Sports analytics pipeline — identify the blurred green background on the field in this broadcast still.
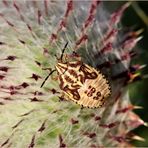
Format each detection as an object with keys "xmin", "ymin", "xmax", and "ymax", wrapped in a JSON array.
[{"xmin": 122, "ymin": 1, "xmax": 148, "ymax": 147}]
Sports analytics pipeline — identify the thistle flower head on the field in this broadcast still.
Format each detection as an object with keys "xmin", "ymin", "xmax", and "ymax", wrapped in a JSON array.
[{"xmin": 0, "ymin": 1, "xmax": 146, "ymax": 147}]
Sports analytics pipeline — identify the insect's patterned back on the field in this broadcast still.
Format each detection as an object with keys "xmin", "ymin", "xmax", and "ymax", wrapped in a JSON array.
[{"xmin": 56, "ymin": 61, "xmax": 111, "ymax": 108}]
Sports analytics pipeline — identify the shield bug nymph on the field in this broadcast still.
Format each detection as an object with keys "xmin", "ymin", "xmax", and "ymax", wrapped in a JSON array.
[{"xmin": 41, "ymin": 42, "xmax": 111, "ymax": 108}]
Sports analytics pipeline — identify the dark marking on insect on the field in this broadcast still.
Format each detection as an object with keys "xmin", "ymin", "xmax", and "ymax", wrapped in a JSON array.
[
  {"xmin": 68, "ymin": 69, "xmax": 78, "ymax": 77},
  {"xmin": 93, "ymin": 91, "xmax": 101, "ymax": 100},
  {"xmin": 87, "ymin": 86, "xmax": 96, "ymax": 97},
  {"xmin": 72, "ymin": 90, "xmax": 80, "ymax": 100},
  {"xmin": 78, "ymin": 73, "xmax": 85, "ymax": 84},
  {"xmin": 63, "ymin": 85, "xmax": 80, "ymax": 100},
  {"xmin": 59, "ymin": 76, "xmax": 65, "ymax": 89},
  {"xmin": 79, "ymin": 64, "xmax": 98, "ymax": 80},
  {"xmin": 71, "ymin": 83, "xmax": 81, "ymax": 89},
  {"xmin": 64, "ymin": 75, "xmax": 74, "ymax": 83}
]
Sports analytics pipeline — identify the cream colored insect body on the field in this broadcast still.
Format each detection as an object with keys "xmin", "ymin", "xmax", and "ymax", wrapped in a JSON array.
[
  {"xmin": 55, "ymin": 61, "xmax": 111, "ymax": 108},
  {"xmin": 41, "ymin": 43, "xmax": 111, "ymax": 108}
]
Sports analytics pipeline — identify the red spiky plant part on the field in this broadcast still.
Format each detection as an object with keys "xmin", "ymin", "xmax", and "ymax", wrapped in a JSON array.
[{"xmin": 0, "ymin": 0, "xmax": 146, "ymax": 147}]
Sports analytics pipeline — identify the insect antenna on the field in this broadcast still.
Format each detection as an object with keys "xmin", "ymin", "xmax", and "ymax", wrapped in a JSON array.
[
  {"xmin": 40, "ymin": 69, "xmax": 56, "ymax": 88},
  {"xmin": 41, "ymin": 42, "xmax": 68, "ymax": 88},
  {"xmin": 60, "ymin": 41, "xmax": 68, "ymax": 61}
]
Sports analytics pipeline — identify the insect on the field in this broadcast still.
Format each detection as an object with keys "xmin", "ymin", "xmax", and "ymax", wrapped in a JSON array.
[{"xmin": 41, "ymin": 42, "xmax": 111, "ymax": 108}]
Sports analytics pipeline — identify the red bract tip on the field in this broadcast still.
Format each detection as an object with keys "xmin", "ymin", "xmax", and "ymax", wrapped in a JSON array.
[
  {"xmin": 108, "ymin": 122, "xmax": 117, "ymax": 128},
  {"xmin": 1, "ymin": 138, "xmax": 10, "ymax": 147},
  {"xmin": 35, "ymin": 61, "xmax": 41, "ymax": 66},
  {"xmin": 6, "ymin": 20, "xmax": 14, "ymax": 27},
  {"xmin": 110, "ymin": 2, "xmax": 131, "ymax": 26},
  {"xmin": 27, "ymin": 24, "xmax": 32, "ymax": 31},
  {"xmin": 65, "ymin": 0, "xmax": 73, "ymax": 18},
  {"xmin": 75, "ymin": 34, "xmax": 88, "ymax": 47},
  {"xmin": 13, "ymin": 1, "xmax": 20, "ymax": 12},
  {"xmin": 33, "ymin": 91, "xmax": 43, "ymax": 96},
  {"xmin": 0, "ymin": 13, "xmax": 4, "ymax": 17},
  {"xmin": 3, "ymin": 97, "xmax": 12, "ymax": 100},
  {"xmin": 28, "ymin": 134, "xmax": 35, "ymax": 148},
  {"xmin": 43, "ymin": 47, "xmax": 49, "ymax": 56},
  {"xmin": 10, "ymin": 90, "xmax": 19, "ymax": 95},
  {"xmin": 120, "ymin": 52, "xmax": 130, "ymax": 61},
  {"xmin": 59, "ymin": 134, "xmax": 66, "ymax": 148},
  {"xmin": 0, "ymin": 75, "xmax": 5, "ymax": 80},
  {"xmin": 12, "ymin": 119, "xmax": 24, "ymax": 129},
  {"xmin": 100, "ymin": 42, "xmax": 113, "ymax": 54},
  {"xmin": 44, "ymin": 0, "xmax": 49, "ymax": 16},
  {"xmin": 126, "ymin": 112, "xmax": 147, "ymax": 128},
  {"xmin": 5, "ymin": 55, "xmax": 17, "ymax": 61},
  {"xmin": 71, "ymin": 118, "xmax": 79, "ymax": 124},
  {"xmin": 19, "ymin": 39, "xmax": 26, "ymax": 44},
  {"xmin": 101, "ymin": 28, "xmax": 118, "ymax": 45},
  {"xmin": 83, "ymin": 14, "xmax": 94, "ymax": 30},
  {"xmin": 50, "ymin": 33, "xmax": 57, "ymax": 42},
  {"xmin": 49, "ymin": 88, "xmax": 60, "ymax": 94},
  {"xmin": 60, "ymin": 143, "xmax": 66, "ymax": 148},
  {"xmin": 113, "ymin": 136, "xmax": 125, "ymax": 143},
  {"xmin": 37, "ymin": 10, "xmax": 42, "ymax": 25},
  {"xmin": 88, "ymin": 133, "xmax": 96, "ymax": 138},
  {"xmin": 116, "ymin": 105, "xmax": 134, "ymax": 114},
  {"xmin": 20, "ymin": 82, "xmax": 29, "ymax": 88},
  {"xmin": 38, "ymin": 120, "xmax": 46, "ymax": 132},
  {"xmin": 30, "ymin": 73, "xmax": 41, "ymax": 81},
  {"xmin": 94, "ymin": 116, "xmax": 101, "ymax": 121},
  {"xmin": 99, "ymin": 122, "xmax": 117, "ymax": 129},
  {"xmin": 2, "ymin": 0, "xmax": 9, "ymax": 7},
  {"xmin": 0, "ymin": 66, "xmax": 9, "ymax": 72},
  {"xmin": 30, "ymin": 97, "xmax": 44, "ymax": 102},
  {"xmin": 83, "ymin": 131, "xmax": 96, "ymax": 138},
  {"xmin": 90, "ymin": 0, "xmax": 100, "ymax": 14},
  {"xmin": 19, "ymin": 109, "xmax": 34, "ymax": 117},
  {"xmin": 59, "ymin": 19, "xmax": 66, "ymax": 31},
  {"xmin": 82, "ymin": 0, "xmax": 100, "ymax": 32},
  {"xmin": 122, "ymin": 37, "xmax": 142, "ymax": 50},
  {"xmin": 51, "ymin": 0, "xmax": 73, "ymax": 41}
]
